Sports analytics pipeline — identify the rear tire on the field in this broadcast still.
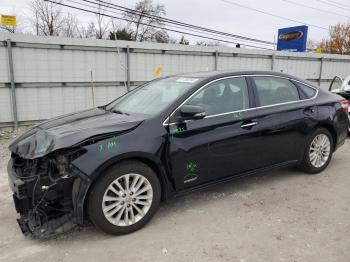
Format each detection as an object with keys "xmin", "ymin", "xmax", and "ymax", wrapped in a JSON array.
[
  {"xmin": 87, "ymin": 160, "xmax": 161, "ymax": 235},
  {"xmin": 299, "ymin": 128, "xmax": 334, "ymax": 174}
]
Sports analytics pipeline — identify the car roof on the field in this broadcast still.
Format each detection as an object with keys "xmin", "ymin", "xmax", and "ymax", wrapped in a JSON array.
[
  {"xmin": 176, "ymin": 70, "xmax": 296, "ymax": 79},
  {"xmin": 173, "ymin": 70, "xmax": 318, "ymax": 89}
]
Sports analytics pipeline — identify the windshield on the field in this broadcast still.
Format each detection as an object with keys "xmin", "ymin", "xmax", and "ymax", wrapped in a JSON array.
[{"xmin": 106, "ymin": 77, "xmax": 200, "ymax": 117}]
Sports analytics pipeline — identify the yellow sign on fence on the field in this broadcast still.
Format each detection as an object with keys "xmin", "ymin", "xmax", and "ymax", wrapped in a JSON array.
[
  {"xmin": 1, "ymin": 15, "xmax": 17, "ymax": 26},
  {"xmin": 155, "ymin": 66, "xmax": 162, "ymax": 77}
]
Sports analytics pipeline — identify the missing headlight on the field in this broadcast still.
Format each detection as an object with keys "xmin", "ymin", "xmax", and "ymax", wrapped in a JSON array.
[{"xmin": 55, "ymin": 155, "xmax": 69, "ymax": 176}]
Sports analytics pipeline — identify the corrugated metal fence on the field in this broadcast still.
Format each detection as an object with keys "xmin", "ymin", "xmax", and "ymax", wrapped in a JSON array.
[{"xmin": 1, "ymin": 33, "xmax": 350, "ymax": 128}]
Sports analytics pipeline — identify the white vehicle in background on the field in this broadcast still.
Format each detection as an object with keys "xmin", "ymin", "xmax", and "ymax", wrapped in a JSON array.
[{"xmin": 329, "ymin": 75, "xmax": 350, "ymax": 133}]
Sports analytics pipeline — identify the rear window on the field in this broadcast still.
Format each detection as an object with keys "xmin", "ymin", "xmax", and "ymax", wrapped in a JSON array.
[
  {"xmin": 296, "ymin": 82, "xmax": 317, "ymax": 99},
  {"xmin": 253, "ymin": 76, "xmax": 300, "ymax": 106}
]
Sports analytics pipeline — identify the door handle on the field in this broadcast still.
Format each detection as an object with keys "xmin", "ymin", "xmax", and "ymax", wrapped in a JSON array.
[
  {"xmin": 303, "ymin": 107, "xmax": 316, "ymax": 115},
  {"xmin": 241, "ymin": 121, "xmax": 258, "ymax": 129}
]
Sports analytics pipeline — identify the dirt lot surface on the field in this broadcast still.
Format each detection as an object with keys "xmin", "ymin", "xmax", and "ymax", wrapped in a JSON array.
[{"xmin": 0, "ymin": 136, "xmax": 349, "ymax": 262}]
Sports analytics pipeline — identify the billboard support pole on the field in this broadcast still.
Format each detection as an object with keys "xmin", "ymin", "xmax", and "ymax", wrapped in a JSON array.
[{"xmin": 6, "ymin": 39, "xmax": 18, "ymax": 130}]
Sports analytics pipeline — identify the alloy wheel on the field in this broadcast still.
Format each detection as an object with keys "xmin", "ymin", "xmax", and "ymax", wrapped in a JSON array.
[
  {"xmin": 102, "ymin": 173, "xmax": 153, "ymax": 226},
  {"xmin": 309, "ymin": 134, "xmax": 331, "ymax": 168}
]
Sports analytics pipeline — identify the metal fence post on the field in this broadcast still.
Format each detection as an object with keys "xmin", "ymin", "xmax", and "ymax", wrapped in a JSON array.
[
  {"xmin": 271, "ymin": 52, "xmax": 276, "ymax": 71},
  {"xmin": 318, "ymin": 57, "xmax": 324, "ymax": 86},
  {"xmin": 126, "ymin": 45, "xmax": 131, "ymax": 92},
  {"xmin": 6, "ymin": 39, "xmax": 18, "ymax": 130},
  {"xmin": 214, "ymin": 50, "xmax": 219, "ymax": 70}
]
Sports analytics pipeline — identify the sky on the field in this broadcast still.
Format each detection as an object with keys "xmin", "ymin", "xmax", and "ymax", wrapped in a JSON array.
[{"xmin": 1, "ymin": 0, "xmax": 350, "ymax": 48}]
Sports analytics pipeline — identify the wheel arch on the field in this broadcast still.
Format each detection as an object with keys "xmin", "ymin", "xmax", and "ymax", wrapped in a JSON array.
[
  {"xmin": 317, "ymin": 123, "xmax": 337, "ymax": 151},
  {"xmin": 79, "ymin": 153, "xmax": 173, "ymax": 221}
]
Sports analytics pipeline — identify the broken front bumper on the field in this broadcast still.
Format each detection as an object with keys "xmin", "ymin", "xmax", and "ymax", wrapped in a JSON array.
[{"xmin": 7, "ymin": 159, "xmax": 78, "ymax": 237}]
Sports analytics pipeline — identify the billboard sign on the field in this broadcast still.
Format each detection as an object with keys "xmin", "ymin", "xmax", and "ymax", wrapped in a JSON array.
[{"xmin": 277, "ymin": 25, "xmax": 308, "ymax": 52}]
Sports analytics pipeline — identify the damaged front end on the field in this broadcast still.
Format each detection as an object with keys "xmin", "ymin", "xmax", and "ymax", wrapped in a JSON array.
[
  {"xmin": 6, "ymin": 108, "xmax": 145, "ymax": 237},
  {"xmin": 7, "ymin": 148, "xmax": 88, "ymax": 237}
]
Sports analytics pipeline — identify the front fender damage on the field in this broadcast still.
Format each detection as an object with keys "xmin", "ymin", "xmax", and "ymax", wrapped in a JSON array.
[
  {"xmin": 8, "ymin": 125, "xmax": 142, "ymax": 237},
  {"xmin": 8, "ymin": 142, "xmax": 100, "ymax": 237},
  {"xmin": 8, "ymin": 151, "xmax": 92, "ymax": 237}
]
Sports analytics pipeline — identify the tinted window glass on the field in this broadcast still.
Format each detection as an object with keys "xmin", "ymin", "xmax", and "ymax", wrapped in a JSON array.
[
  {"xmin": 185, "ymin": 77, "xmax": 249, "ymax": 116},
  {"xmin": 296, "ymin": 82, "xmax": 317, "ymax": 98},
  {"xmin": 253, "ymin": 77, "xmax": 300, "ymax": 106},
  {"xmin": 329, "ymin": 76, "xmax": 343, "ymax": 91},
  {"xmin": 106, "ymin": 77, "xmax": 200, "ymax": 117}
]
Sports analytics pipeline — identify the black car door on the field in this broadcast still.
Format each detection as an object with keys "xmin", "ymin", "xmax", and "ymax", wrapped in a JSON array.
[
  {"xmin": 166, "ymin": 76, "xmax": 270, "ymax": 190},
  {"xmin": 329, "ymin": 76, "xmax": 343, "ymax": 93},
  {"xmin": 245, "ymin": 75, "xmax": 318, "ymax": 167}
]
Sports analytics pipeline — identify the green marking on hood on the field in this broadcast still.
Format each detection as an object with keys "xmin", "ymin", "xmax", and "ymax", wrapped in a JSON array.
[
  {"xmin": 38, "ymin": 140, "xmax": 53, "ymax": 154},
  {"xmin": 99, "ymin": 139, "xmax": 118, "ymax": 152}
]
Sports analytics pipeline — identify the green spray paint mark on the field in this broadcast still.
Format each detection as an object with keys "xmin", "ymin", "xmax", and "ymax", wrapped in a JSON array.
[
  {"xmin": 186, "ymin": 162, "xmax": 197, "ymax": 173},
  {"xmin": 38, "ymin": 140, "xmax": 52, "ymax": 154},
  {"xmin": 170, "ymin": 126, "xmax": 185, "ymax": 135},
  {"xmin": 99, "ymin": 139, "xmax": 118, "ymax": 152},
  {"xmin": 170, "ymin": 126, "xmax": 186, "ymax": 138},
  {"xmin": 232, "ymin": 111, "xmax": 243, "ymax": 121}
]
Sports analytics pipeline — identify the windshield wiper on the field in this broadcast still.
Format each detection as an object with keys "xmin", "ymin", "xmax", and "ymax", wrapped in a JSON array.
[{"xmin": 110, "ymin": 109, "xmax": 130, "ymax": 116}]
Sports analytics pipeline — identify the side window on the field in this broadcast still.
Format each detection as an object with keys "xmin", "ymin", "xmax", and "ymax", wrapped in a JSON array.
[
  {"xmin": 253, "ymin": 77, "xmax": 300, "ymax": 106},
  {"xmin": 184, "ymin": 77, "xmax": 249, "ymax": 116},
  {"xmin": 295, "ymin": 82, "xmax": 317, "ymax": 99}
]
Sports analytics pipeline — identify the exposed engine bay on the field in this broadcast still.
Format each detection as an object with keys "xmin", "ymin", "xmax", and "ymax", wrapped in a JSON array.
[{"xmin": 8, "ymin": 148, "xmax": 86, "ymax": 237}]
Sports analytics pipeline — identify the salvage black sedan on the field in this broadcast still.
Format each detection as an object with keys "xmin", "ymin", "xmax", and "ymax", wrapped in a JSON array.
[{"xmin": 7, "ymin": 71, "xmax": 349, "ymax": 237}]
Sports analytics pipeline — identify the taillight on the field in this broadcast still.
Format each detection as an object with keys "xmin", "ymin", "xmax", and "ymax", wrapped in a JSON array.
[{"xmin": 340, "ymin": 100, "xmax": 349, "ymax": 113}]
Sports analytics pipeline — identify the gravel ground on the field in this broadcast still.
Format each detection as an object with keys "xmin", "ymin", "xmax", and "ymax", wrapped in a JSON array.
[{"xmin": 0, "ymin": 135, "xmax": 349, "ymax": 262}]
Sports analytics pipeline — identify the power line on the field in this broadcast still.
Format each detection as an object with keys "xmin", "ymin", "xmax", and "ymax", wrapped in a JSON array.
[
  {"xmin": 315, "ymin": 0, "xmax": 350, "ymax": 11},
  {"xmin": 325, "ymin": 0, "xmax": 350, "ymax": 9},
  {"xmin": 79, "ymin": 0, "xmax": 275, "ymax": 46},
  {"xmin": 67, "ymin": 0, "xmax": 273, "ymax": 48},
  {"xmin": 219, "ymin": 0, "xmax": 329, "ymax": 31},
  {"xmin": 75, "ymin": 0, "xmax": 273, "ymax": 47},
  {"xmin": 45, "ymin": 0, "xmax": 275, "ymax": 50},
  {"xmin": 281, "ymin": 0, "xmax": 350, "ymax": 19}
]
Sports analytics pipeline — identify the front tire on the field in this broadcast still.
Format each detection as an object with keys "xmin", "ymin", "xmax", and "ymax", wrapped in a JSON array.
[
  {"xmin": 87, "ymin": 160, "xmax": 161, "ymax": 235},
  {"xmin": 299, "ymin": 128, "xmax": 334, "ymax": 174}
]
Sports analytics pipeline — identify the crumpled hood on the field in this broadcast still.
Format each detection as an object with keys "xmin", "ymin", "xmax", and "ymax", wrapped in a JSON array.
[{"xmin": 9, "ymin": 108, "xmax": 144, "ymax": 159}]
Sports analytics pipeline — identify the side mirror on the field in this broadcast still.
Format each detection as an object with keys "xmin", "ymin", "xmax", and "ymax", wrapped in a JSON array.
[{"xmin": 177, "ymin": 105, "xmax": 206, "ymax": 121}]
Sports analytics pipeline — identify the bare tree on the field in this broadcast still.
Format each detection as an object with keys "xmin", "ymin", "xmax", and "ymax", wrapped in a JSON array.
[
  {"xmin": 78, "ymin": 21, "xmax": 96, "ymax": 38},
  {"xmin": 30, "ymin": 0, "xmax": 64, "ymax": 36},
  {"xmin": 151, "ymin": 29, "xmax": 170, "ymax": 43},
  {"xmin": 124, "ymin": 0, "xmax": 166, "ymax": 42},
  {"xmin": 61, "ymin": 13, "xmax": 80, "ymax": 38},
  {"xmin": 94, "ymin": 1, "xmax": 110, "ymax": 39},
  {"xmin": 318, "ymin": 23, "xmax": 350, "ymax": 55}
]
